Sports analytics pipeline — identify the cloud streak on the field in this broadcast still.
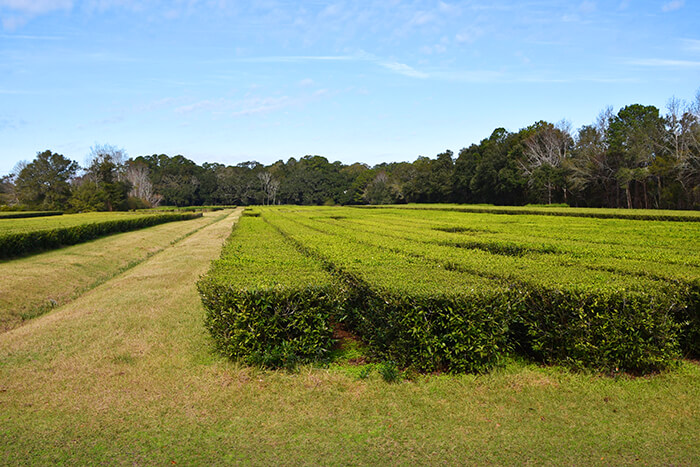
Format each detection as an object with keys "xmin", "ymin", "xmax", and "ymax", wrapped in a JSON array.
[
  {"xmin": 0, "ymin": 0, "xmax": 72, "ymax": 14},
  {"xmin": 380, "ymin": 61, "xmax": 429, "ymax": 79},
  {"xmin": 627, "ymin": 58, "xmax": 700, "ymax": 68},
  {"xmin": 662, "ymin": 0, "xmax": 684, "ymax": 12},
  {"xmin": 174, "ymin": 90, "xmax": 332, "ymax": 118}
]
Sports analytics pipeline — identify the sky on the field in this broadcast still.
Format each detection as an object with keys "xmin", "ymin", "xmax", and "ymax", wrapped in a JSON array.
[{"xmin": 1, "ymin": 0, "xmax": 699, "ymax": 175}]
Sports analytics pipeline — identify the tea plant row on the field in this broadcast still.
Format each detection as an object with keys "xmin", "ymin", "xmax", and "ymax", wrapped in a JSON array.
[
  {"xmin": 199, "ymin": 206, "xmax": 700, "ymax": 374},
  {"xmin": 358, "ymin": 203, "xmax": 700, "ymax": 222},
  {"xmin": 0, "ymin": 212, "xmax": 202, "ymax": 259},
  {"xmin": 0, "ymin": 211, "xmax": 63, "ymax": 219}
]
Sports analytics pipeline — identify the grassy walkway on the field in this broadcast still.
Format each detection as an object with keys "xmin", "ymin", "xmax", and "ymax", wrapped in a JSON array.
[
  {"xmin": 0, "ymin": 207, "xmax": 698, "ymax": 464},
  {"xmin": 0, "ymin": 210, "xmax": 229, "ymax": 332}
]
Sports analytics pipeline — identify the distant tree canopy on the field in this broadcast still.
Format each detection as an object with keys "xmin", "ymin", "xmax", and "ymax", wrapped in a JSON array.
[
  {"xmin": 14, "ymin": 150, "xmax": 79, "ymax": 210},
  {"xmin": 3, "ymin": 93, "xmax": 700, "ymax": 211}
]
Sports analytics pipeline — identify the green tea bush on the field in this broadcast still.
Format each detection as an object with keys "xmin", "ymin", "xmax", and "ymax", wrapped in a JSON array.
[
  {"xmin": 674, "ymin": 282, "xmax": 700, "ymax": 358},
  {"xmin": 0, "ymin": 212, "xmax": 201, "ymax": 259},
  {"xmin": 267, "ymin": 211, "xmax": 513, "ymax": 373},
  {"xmin": 513, "ymin": 286, "xmax": 683, "ymax": 373},
  {"xmin": 0, "ymin": 211, "xmax": 63, "ymax": 219},
  {"xmin": 197, "ymin": 215, "xmax": 339, "ymax": 367},
  {"xmin": 357, "ymin": 203, "xmax": 700, "ymax": 222},
  {"xmin": 344, "ymin": 285, "xmax": 512, "ymax": 373},
  {"xmin": 198, "ymin": 282, "xmax": 338, "ymax": 367},
  {"xmin": 264, "ymin": 207, "xmax": 698, "ymax": 374}
]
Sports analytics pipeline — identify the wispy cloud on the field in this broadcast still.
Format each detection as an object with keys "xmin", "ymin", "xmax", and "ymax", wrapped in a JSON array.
[
  {"xmin": 0, "ymin": 116, "xmax": 26, "ymax": 131},
  {"xmin": 380, "ymin": 61, "xmax": 429, "ymax": 79},
  {"xmin": 681, "ymin": 38, "xmax": 700, "ymax": 52},
  {"xmin": 0, "ymin": 33, "xmax": 63, "ymax": 40},
  {"xmin": 174, "ymin": 90, "xmax": 331, "ymax": 118},
  {"xmin": 579, "ymin": 1, "xmax": 596, "ymax": 14},
  {"xmin": 0, "ymin": 0, "xmax": 72, "ymax": 29},
  {"xmin": 408, "ymin": 10, "xmax": 437, "ymax": 27},
  {"xmin": 236, "ymin": 55, "xmax": 356, "ymax": 64},
  {"xmin": 662, "ymin": 0, "xmax": 684, "ymax": 12},
  {"xmin": 627, "ymin": 58, "xmax": 700, "ymax": 67},
  {"xmin": 0, "ymin": 0, "xmax": 73, "ymax": 15}
]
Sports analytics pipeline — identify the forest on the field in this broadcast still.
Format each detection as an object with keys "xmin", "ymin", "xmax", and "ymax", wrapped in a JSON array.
[{"xmin": 2, "ymin": 95, "xmax": 699, "ymax": 211}]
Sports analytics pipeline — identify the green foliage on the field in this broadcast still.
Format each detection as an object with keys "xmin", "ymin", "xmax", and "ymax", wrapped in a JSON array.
[
  {"xmin": 513, "ymin": 286, "xmax": 683, "ymax": 373},
  {"xmin": 0, "ymin": 212, "xmax": 201, "ymax": 259},
  {"xmin": 674, "ymin": 282, "xmax": 700, "ymax": 358},
  {"xmin": 357, "ymin": 365, "xmax": 373, "ymax": 379},
  {"xmin": 344, "ymin": 286, "xmax": 512, "ymax": 373},
  {"xmin": 199, "ymin": 206, "xmax": 698, "ymax": 374},
  {"xmin": 198, "ymin": 282, "xmax": 337, "ymax": 368},
  {"xmin": 360, "ymin": 203, "xmax": 700, "ymax": 222},
  {"xmin": 260, "ymin": 206, "xmax": 699, "ymax": 374},
  {"xmin": 377, "ymin": 361, "xmax": 401, "ymax": 383},
  {"xmin": 0, "ymin": 211, "xmax": 62, "ymax": 219},
  {"xmin": 68, "ymin": 181, "xmax": 109, "ymax": 212},
  {"xmin": 15, "ymin": 150, "xmax": 79, "ymax": 210},
  {"xmin": 197, "ymin": 216, "xmax": 339, "ymax": 368}
]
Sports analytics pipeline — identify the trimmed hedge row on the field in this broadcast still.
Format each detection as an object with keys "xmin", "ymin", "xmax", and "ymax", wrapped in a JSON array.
[
  {"xmin": 355, "ymin": 204, "xmax": 700, "ymax": 222},
  {"xmin": 268, "ymin": 218, "xmax": 511, "ymax": 372},
  {"xmin": 266, "ymin": 208, "xmax": 695, "ymax": 373},
  {"xmin": 346, "ymin": 283, "xmax": 514, "ymax": 373},
  {"xmin": 0, "ymin": 212, "xmax": 201, "ymax": 259},
  {"xmin": 197, "ymin": 216, "xmax": 338, "ymax": 368},
  {"xmin": 512, "ymin": 286, "xmax": 687, "ymax": 373},
  {"xmin": 198, "ymin": 283, "xmax": 339, "ymax": 368},
  {"xmin": 0, "ymin": 211, "xmax": 63, "ymax": 219},
  {"xmin": 148, "ymin": 205, "xmax": 235, "ymax": 212},
  {"xmin": 199, "ymin": 207, "xmax": 697, "ymax": 374}
]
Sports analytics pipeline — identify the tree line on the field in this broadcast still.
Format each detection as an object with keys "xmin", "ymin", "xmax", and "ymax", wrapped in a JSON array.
[{"xmin": 2, "ymin": 93, "xmax": 699, "ymax": 211}]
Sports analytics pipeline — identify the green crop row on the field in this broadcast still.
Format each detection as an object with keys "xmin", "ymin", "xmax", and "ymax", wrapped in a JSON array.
[
  {"xmin": 198, "ymin": 206, "xmax": 698, "ymax": 374},
  {"xmin": 144, "ymin": 205, "xmax": 236, "ymax": 212},
  {"xmin": 355, "ymin": 203, "xmax": 700, "ymax": 222},
  {"xmin": 0, "ymin": 212, "xmax": 202, "ymax": 259},
  {"xmin": 197, "ymin": 216, "xmax": 339, "ymax": 368},
  {"xmin": 0, "ymin": 211, "xmax": 63, "ymax": 219},
  {"xmin": 0, "ymin": 211, "xmax": 177, "ymax": 235},
  {"xmin": 268, "ymin": 213, "xmax": 512, "ymax": 373},
  {"xmin": 263, "ymin": 207, "xmax": 697, "ymax": 373},
  {"xmin": 305, "ymin": 207, "xmax": 700, "ymax": 280}
]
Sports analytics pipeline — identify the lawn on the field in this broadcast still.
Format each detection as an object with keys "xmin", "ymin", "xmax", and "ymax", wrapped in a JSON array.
[{"xmin": 0, "ymin": 209, "xmax": 230, "ymax": 332}]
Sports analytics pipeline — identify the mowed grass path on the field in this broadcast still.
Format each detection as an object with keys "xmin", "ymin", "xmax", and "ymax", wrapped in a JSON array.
[
  {"xmin": 0, "ymin": 207, "xmax": 699, "ymax": 464},
  {"xmin": 0, "ymin": 210, "xmax": 228, "ymax": 332}
]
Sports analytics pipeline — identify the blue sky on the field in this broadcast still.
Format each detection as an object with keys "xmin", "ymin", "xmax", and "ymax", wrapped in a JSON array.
[{"xmin": 1, "ymin": 0, "xmax": 699, "ymax": 175}]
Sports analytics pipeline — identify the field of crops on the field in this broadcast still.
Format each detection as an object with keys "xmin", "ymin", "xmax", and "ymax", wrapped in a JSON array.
[
  {"xmin": 0, "ymin": 211, "xmax": 202, "ymax": 258},
  {"xmin": 0, "ymin": 211, "xmax": 63, "ymax": 219},
  {"xmin": 144, "ymin": 205, "xmax": 236, "ymax": 212},
  {"xmin": 363, "ymin": 203, "xmax": 700, "ymax": 222},
  {"xmin": 199, "ymin": 206, "xmax": 700, "ymax": 374}
]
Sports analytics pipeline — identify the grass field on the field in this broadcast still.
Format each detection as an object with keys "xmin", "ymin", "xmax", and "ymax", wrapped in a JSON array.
[
  {"xmin": 1, "ymin": 205, "xmax": 699, "ymax": 464},
  {"xmin": 0, "ymin": 210, "xmax": 202, "ymax": 259},
  {"xmin": 0, "ymin": 211, "xmax": 166, "ymax": 234},
  {"xmin": 0, "ymin": 210, "xmax": 229, "ymax": 332}
]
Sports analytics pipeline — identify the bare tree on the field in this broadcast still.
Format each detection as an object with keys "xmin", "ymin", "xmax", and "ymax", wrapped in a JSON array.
[
  {"xmin": 258, "ymin": 171, "xmax": 279, "ymax": 205},
  {"xmin": 673, "ymin": 93, "xmax": 700, "ymax": 203},
  {"xmin": 125, "ymin": 163, "xmax": 162, "ymax": 207},
  {"xmin": 269, "ymin": 178, "xmax": 280, "ymax": 205},
  {"xmin": 85, "ymin": 144, "xmax": 127, "ymax": 183},
  {"xmin": 520, "ymin": 120, "xmax": 572, "ymax": 204}
]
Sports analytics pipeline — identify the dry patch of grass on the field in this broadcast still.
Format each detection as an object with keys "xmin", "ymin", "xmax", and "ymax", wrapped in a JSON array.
[
  {"xmin": 0, "ymin": 210, "xmax": 229, "ymax": 332},
  {"xmin": 0, "ymin": 206, "xmax": 699, "ymax": 465}
]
